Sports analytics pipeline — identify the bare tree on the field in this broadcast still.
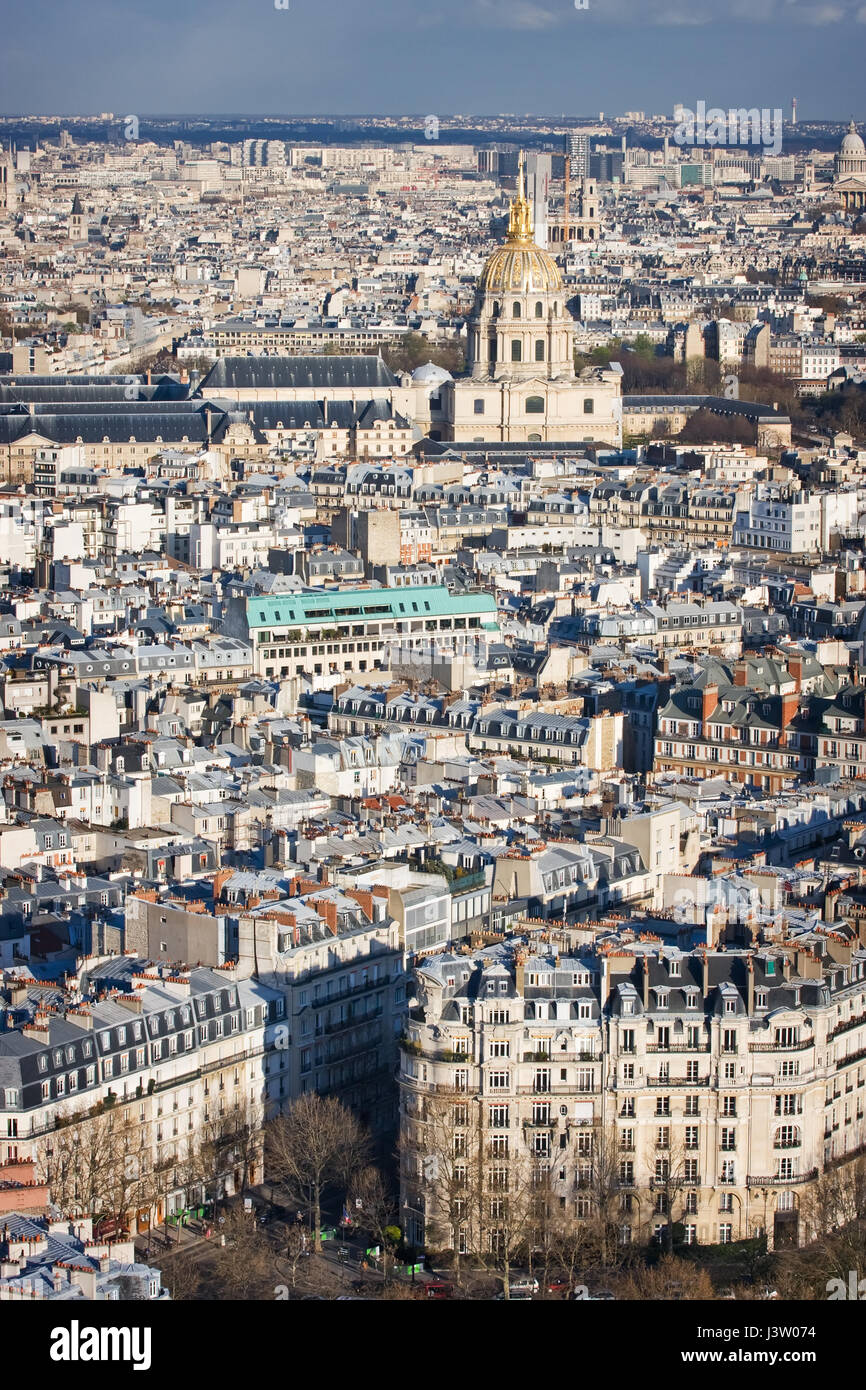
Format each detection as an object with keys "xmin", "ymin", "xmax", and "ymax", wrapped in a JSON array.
[
  {"xmin": 615, "ymin": 1253, "xmax": 716, "ymax": 1301},
  {"xmin": 197, "ymin": 1095, "xmax": 263, "ymax": 1215},
  {"xmin": 348, "ymin": 1165, "xmax": 401, "ymax": 1281},
  {"xmin": 265, "ymin": 1094, "xmax": 370, "ymax": 1249},
  {"xmin": 39, "ymin": 1101, "xmax": 153, "ymax": 1234},
  {"xmin": 159, "ymin": 1250, "xmax": 202, "ymax": 1302},
  {"xmin": 401, "ymin": 1085, "xmax": 476, "ymax": 1281},
  {"xmin": 206, "ymin": 1206, "xmax": 274, "ymax": 1301}
]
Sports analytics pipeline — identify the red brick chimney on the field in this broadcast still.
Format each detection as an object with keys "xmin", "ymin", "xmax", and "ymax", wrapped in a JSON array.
[
  {"xmin": 788, "ymin": 655, "xmax": 804, "ymax": 693},
  {"xmin": 702, "ymin": 683, "xmax": 719, "ymax": 725},
  {"xmin": 733, "ymin": 660, "xmax": 748, "ymax": 687},
  {"xmin": 780, "ymin": 690, "xmax": 799, "ymax": 730}
]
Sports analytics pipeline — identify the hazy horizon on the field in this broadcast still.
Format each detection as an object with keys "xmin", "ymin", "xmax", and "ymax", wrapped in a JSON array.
[{"xmin": 0, "ymin": 0, "xmax": 863, "ymax": 123}]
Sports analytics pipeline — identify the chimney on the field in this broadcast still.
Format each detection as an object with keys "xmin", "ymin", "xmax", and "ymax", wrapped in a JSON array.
[
  {"xmin": 788, "ymin": 655, "xmax": 804, "ymax": 693},
  {"xmin": 733, "ymin": 660, "xmax": 748, "ymax": 687},
  {"xmin": 514, "ymin": 949, "xmax": 526, "ymax": 996},
  {"xmin": 780, "ymin": 690, "xmax": 798, "ymax": 730},
  {"xmin": 642, "ymin": 954, "xmax": 650, "ymax": 1010},
  {"xmin": 702, "ymin": 683, "xmax": 719, "ymax": 725},
  {"xmin": 746, "ymin": 955, "xmax": 754, "ymax": 1015}
]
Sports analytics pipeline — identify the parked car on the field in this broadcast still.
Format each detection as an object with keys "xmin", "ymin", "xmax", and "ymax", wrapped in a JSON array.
[
  {"xmin": 510, "ymin": 1276, "xmax": 539, "ymax": 1296},
  {"xmin": 425, "ymin": 1281, "xmax": 454, "ymax": 1300}
]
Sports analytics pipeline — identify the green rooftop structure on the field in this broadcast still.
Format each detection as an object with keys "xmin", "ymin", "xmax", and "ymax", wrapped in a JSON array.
[
  {"xmin": 246, "ymin": 584, "xmax": 498, "ymax": 632},
  {"xmin": 245, "ymin": 584, "xmax": 500, "ymax": 684}
]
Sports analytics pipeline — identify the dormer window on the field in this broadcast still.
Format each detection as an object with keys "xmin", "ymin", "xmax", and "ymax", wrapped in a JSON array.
[
  {"xmin": 724, "ymin": 998, "xmax": 737, "ymax": 1015},
  {"xmin": 755, "ymin": 991, "xmax": 768, "ymax": 1009},
  {"xmin": 669, "ymin": 959, "xmax": 681, "ymax": 977},
  {"xmin": 656, "ymin": 990, "xmax": 669, "ymax": 1010}
]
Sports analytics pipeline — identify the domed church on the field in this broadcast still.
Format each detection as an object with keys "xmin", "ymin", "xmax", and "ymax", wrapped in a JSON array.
[
  {"xmin": 437, "ymin": 154, "xmax": 622, "ymax": 445},
  {"xmin": 834, "ymin": 120, "xmax": 866, "ymax": 213}
]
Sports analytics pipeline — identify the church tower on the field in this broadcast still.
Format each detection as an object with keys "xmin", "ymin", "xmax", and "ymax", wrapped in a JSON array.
[
  {"xmin": 440, "ymin": 150, "xmax": 622, "ymax": 446},
  {"xmin": 467, "ymin": 153, "xmax": 575, "ymax": 383}
]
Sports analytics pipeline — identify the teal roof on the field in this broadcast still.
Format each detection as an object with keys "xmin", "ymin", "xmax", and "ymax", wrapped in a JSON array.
[{"xmin": 247, "ymin": 585, "xmax": 498, "ymax": 629}]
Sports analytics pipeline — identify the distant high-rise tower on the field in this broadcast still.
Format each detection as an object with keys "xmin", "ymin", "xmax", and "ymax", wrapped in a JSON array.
[
  {"xmin": 791, "ymin": 98, "xmax": 797, "ymax": 126},
  {"xmin": 0, "ymin": 146, "xmax": 16, "ymax": 213},
  {"xmin": 565, "ymin": 131, "xmax": 590, "ymax": 178}
]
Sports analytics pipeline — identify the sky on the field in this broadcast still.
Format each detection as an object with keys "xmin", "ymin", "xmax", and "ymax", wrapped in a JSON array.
[{"xmin": 0, "ymin": 0, "xmax": 863, "ymax": 120}]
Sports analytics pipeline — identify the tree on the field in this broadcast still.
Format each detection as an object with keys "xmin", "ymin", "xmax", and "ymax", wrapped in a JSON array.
[
  {"xmin": 206, "ymin": 1206, "xmax": 275, "ymax": 1301},
  {"xmin": 615, "ymin": 1253, "xmax": 716, "ymax": 1300},
  {"xmin": 196, "ymin": 1096, "xmax": 263, "ymax": 1215},
  {"xmin": 348, "ymin": 1165, "xmax": 401, "ymax": 1281},
  {"xmin": 159, "ymin": 1250, "xmax": 202, "ymax": 1302},
  {"xmin": 39, "ymin": 1102, "xmax": 154, "ymax": 1233},
  {"xmin": 401, "ymin": 1084, "xmax": 476, "ymax": 1282},
  {"xmin": 265, "ymin": 1094, "xmax": 370, "ymax": 1249}
]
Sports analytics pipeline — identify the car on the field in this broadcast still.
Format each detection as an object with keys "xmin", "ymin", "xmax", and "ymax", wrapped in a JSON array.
[
  {"xmin": 509, "ymin": 1277, "xmax": 539, "ymax": 1296},
  {"xmin": 425, "ymin": 1281, "xmax": 454, "ymax": 1300},
  {"xmin": 547, "ymin": 1278, "xmax": 571, "ymax": 1294}
]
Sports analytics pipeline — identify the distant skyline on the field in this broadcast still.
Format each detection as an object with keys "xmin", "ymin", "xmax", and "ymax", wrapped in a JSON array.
[{"xmin": 0, "ymin": 0, "xmax": 863, "ymax": 122}]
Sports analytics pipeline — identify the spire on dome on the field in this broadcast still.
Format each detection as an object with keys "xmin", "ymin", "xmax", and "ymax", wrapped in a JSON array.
[{"xmin": 506, "ymin": 150, "xmax": 534, "ymax": 245}]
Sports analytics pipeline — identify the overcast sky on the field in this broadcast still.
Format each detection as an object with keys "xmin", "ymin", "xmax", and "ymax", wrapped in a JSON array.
[{"xmin": 0, "ymin": 0, "xmax": 863, "ymax": 120}]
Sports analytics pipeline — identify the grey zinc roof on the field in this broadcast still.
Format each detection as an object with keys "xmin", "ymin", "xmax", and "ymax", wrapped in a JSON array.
[{"xmin": 196, "ymin": 354, "xmax": 399, "ymax": 393}]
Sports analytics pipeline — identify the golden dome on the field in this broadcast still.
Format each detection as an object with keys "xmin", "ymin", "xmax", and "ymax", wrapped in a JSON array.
[{"xmin": 478, "ymin": 152, "xmax": 563, "ymax": 296}]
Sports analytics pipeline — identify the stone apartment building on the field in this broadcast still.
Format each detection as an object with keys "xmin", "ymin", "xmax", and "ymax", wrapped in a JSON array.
[
  {"xmin": 399, "ymin": 928, "xmax": 866, "ymax": 1255},
  {"xmin": 237, "ymin": 886, "xmax": 409, "ymax": 1142},
  {"xmin": 0, "ymin": 957, "xmax": 287, "ymax": 1231},
  {"xmin": 653, "ymin": 655, "xmax": 820, "ymax": 793}
]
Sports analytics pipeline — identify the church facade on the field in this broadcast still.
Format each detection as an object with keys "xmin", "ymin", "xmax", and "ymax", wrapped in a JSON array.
[{"xmin": 834, "ymin": 119, "xmax": 866, "ymax": 214}]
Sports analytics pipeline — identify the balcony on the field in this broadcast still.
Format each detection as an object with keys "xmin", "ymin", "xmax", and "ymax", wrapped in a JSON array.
[
  {"xmin": 828, "ymin": 1010, "xmax": 866, "ymax": 1041},
  {"xmin": 747, "ymin": 1169, "xmax": 818, "ymax": 1186},
  {"xmin": 650, "ymin": 1076, "xmax": 709, "ymax": 1087},
  {"xmin": 646, "ymin": 1043, "xmax": 709, "ymax": 1053},
  {"xmin": 517, "ymin": 1083, "xmax": 599, "ymax": 1096},
  {"xmin": 774, "ymin": 1139, "xmax": 801, "ymax": 1149},
  {"xmin": 324, "ymin": 1007, "xmax": 382, "ymax": 1036},
  {"xmin": 749, "ymin": 1039, "xmax": 814, "ymax": 1053}
]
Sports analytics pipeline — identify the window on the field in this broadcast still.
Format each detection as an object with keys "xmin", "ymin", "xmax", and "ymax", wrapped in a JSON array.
[
  {"xmin": 525, "ymin": 395, "xmax": 544, "ymax": 414},
  {"xmin": 535, "ymin": 301, "xmax": 543, "ymax": 318},
  {"xmin": 489, "ymin": 1070, "xmax": 509, "ymax": 1090},
  {"xmin": 719, "ymin": 1223, "xmax": 733, "ymax": 1244},
  {"xmin": 489, "ymin": 1040, "xmax": 509, "ymax": 1057},
  {"xmin": 534, "ymin": 339, "xmax": 545, "ymax": 362},
  {"xmin": 583, "ymin": 398, "xmax": 594, "ymax": 414},
  {"xmin": 473, "ymin": 398, "xmax": 485, "ymax": 415},
  {"xmin": 512, "ymin": 302, "xmax": 521, "ymax": 318},
  {"xmin": 511, "ymin": 340, "xmax": 522, "ymax": 363},
  {"xmin": 489, "ymin": 1105, "xmax": 509, "ymax": 1128}
]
